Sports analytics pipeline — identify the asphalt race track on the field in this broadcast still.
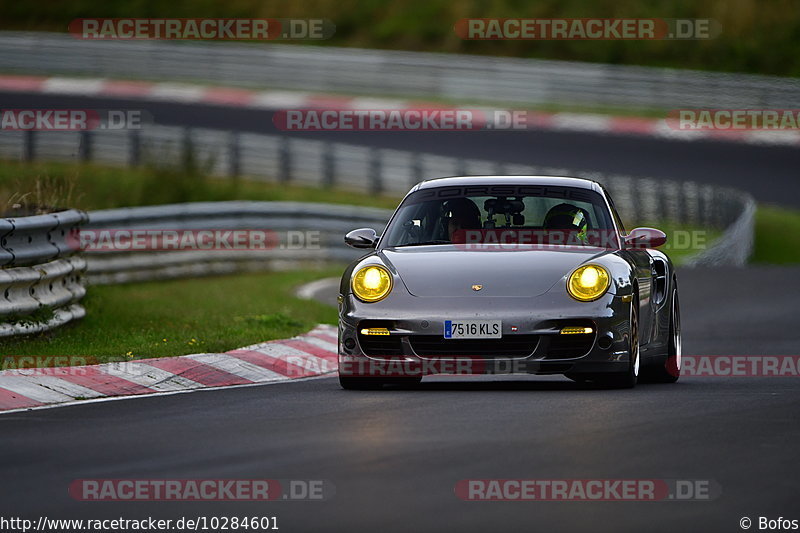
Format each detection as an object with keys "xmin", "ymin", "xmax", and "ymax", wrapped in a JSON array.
[{"xmin": 1, "ymin": 91, "xmax": 799, "ymax": 532}]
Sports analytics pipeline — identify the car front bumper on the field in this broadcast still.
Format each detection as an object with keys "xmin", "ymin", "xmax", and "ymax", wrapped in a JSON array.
[{"xmin": 338, "ymin": 290, "xmax": 634, "ymax": 378}]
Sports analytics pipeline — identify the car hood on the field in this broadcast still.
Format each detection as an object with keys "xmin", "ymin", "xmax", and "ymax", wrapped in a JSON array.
[{"xmin": 381, "ymin": 245, "xmax": 612, "ymax": 297}]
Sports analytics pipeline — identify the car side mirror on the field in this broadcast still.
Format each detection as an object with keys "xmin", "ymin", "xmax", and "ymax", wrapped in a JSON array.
[
  {"xmin": 625, "ymin": 227, "xmax": 667, "ymax": 249},
  {"xmin": 345, "ymin": 228, "xmax": 379, "ymax": 249}
]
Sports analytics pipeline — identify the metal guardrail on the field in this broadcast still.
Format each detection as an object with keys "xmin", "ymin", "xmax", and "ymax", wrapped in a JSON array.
[
  {"xmin": 81, "ymin": 193, "xmax": 753, "ymax": 285},
  {"xmin": 0, "ymin": 123, "xmax": 756, "ymax": 269},
  {"xmin": 83, "ymin": 202, "xmax": 391, "ymax": 284},
  {"xmin": 1, "ymin": 31, "xmax": 800, "ymax": 110},
  {"xmin": 684, "ymin": 196, "xmax": 756, "ymax": 267},
  {"xmin": 0, "ymin": 124, "xmax": 755, "ymax": 227},
  {"xmin": 0, "ymin": 209, "xmax": 88, "ymax": 338},
  {"xmin": 1, "ymin": 209, "xmax": 88, "ymax": 267}
]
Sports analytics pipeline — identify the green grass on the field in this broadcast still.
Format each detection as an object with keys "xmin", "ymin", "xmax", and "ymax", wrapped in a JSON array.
[
  {"xmin": 0, "ymin": 159, "xmax": 402, "ymax": 213},
  {"xmin": 752, "ymin": 205, "xmax": 800, "ymax": 264},
  {"xmin": 3, "ymin": 268, "xmax": 341, "ymax": 360},
  {"xmin": 642, "ymin": 222, "xmax": 722, "ymax": 264}
]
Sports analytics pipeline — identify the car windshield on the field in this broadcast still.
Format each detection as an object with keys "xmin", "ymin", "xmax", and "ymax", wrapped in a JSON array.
[{"xmin": 381, "ymin": 184, "xmax": 617, "ymax": 249}]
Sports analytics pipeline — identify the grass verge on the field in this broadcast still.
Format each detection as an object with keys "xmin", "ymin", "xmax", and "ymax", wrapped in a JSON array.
[
  {"xmin": 641, "ymin": 222, "xmax": 722, "ymax": 265},
  {"xmin": 0, "ymin": 159, "xmax": 403, "ymax": 213},
  {"xmin": 3, "ymin": 268, "xmax": 341, "ymax": 361},
  {"xmin": 752, "ymin": 206, "xmax": 800, "ymax": 264}
]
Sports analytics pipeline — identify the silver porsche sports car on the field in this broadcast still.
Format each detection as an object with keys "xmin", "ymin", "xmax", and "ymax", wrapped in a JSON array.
[{"xmin": 337, "ymin": 176, "xmax": 681, "ymax": 389}]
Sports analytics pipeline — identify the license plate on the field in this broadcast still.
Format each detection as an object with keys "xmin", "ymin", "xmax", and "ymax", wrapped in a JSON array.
[{"xmin": 444, "ymin": 320, "xmax": 502, "ymax": 339}]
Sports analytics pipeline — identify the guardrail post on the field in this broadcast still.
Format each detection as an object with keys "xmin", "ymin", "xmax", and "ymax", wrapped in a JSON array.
[
  {"xmin": 410, "ymin": 152, "xmax": 423, "ymax": 189},
  {"xmin": 129, "ymin": 129, "xmax": 141, "ymax": 167},
  {"xmin": 23, "ymin": 130, "xmax": 35, "ymax": 162},
  {"xmin": 79, "ymin": 131, "xmax": 92, "ymax": 162},
  {"xmin": 182, "ymin": 127, "xmax": 194, "ymax": 173},
  {"xmin": 629, "ymin": 183, "xmax": 642, "ymax": 224},
  {"xmin": 656, "ymin": 180, "xmax": 669, "ymax": 225},
  {"xmin": 676, "ymin": 183, "xmax": 687, "ymax": 224},
  {"xmin": 697, "ymin": 187, "xmax": 708, "ymax": 227},
  {"xmin": 279, "ymin": 136, "xmax": 292, "ymax": 183},
  {"xmin": 322, "ymin": 142, "xmax": 335, "ymax": 188},
  {"xmin": 228, "ymin": 131, "xmax": 240, "ymax": 177},
  {"xmin": 369, "ymin": 148, "xmax": 383, "ymax": 195}
]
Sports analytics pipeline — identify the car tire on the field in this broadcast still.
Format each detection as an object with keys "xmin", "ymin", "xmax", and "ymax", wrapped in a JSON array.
[{"xmin": 642, "ymin": 282, "xmax": 681, "ymax": 383}]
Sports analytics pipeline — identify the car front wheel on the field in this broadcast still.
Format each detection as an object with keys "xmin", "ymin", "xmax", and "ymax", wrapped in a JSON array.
[
  {"xmin": 594, "ymin": 296, "xmax": 640, "ymax": 389},
  {"xmin": 642, "ymin": 282, "xmax": 681, "ymax": 383}
]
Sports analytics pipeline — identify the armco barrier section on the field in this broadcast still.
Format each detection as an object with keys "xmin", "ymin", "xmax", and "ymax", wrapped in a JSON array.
[
  {"xmin": 82, "ymin": 202, "xmax": 392, "ymax": 284},
  {"xmin": 0, "ymin": 32, "xmax": 799, "ymax": 110},
  {"xmin": 0, "ymin": 210, "xmax": 88, "ymax": 337},
  {"xmin": 80, "ymin": 194, "xmax": 755, "ymax": 287}
]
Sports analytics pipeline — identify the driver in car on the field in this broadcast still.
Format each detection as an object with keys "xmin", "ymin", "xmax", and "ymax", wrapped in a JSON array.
[
  {"xmin": 543, "ymin": 203, "xmax": 591, "ymax": 244},
  {"xmin": 444, "ymin": 198, "xmax": 482, "ymax": 242}
]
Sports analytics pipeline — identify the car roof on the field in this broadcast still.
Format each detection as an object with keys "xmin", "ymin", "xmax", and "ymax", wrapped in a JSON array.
[{"xmin": 413, "ymin": 175, "xmax": 602, "ymax": 193}]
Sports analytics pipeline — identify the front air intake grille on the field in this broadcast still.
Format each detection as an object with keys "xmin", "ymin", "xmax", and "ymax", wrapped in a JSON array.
[
  {"xmin": 544, "ymin": 334, "xmax": 595, "ymax": 359},
  {"xmin": 357, "ymin": 334, "xmax": 403, "ymax": 357},
  {"xmin": 409, "ymin": 335, "xmax": 538, "ymax": 357}
]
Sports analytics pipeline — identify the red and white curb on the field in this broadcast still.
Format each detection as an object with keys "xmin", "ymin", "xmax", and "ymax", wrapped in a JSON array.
[
  {"xmin": 0, "ymin": 324, "xmax": 338, "ymax": 413},
  {"xmin": 1, "ymin": 74, "xmax": 799, "ymax": 147}
]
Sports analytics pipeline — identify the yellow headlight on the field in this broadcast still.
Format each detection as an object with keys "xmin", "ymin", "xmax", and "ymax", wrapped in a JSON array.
[
  {"xmin": 567, "ymin": 264, "xmax": 610, "ymax": 302},
  {"xmin": 352, "ymin": 265, "xmax": 393, "ymax": 302}
]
